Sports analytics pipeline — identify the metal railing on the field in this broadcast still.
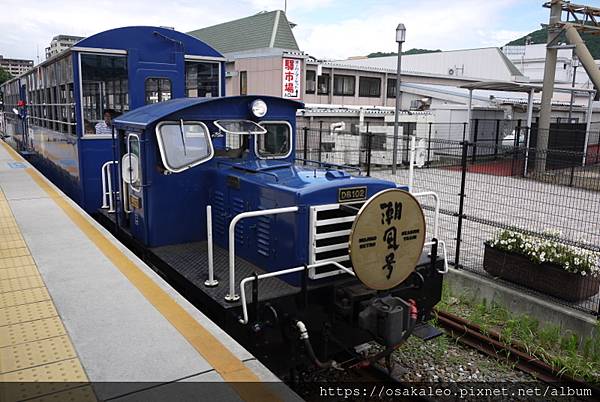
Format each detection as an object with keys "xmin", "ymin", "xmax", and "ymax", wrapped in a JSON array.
[
  {"xmin": 238, "ymin": 261, "xmax": 355, "ymax": 325},
  {"xmin": 101, "ymin": 161, "xmax": 118, "ymax": 212},
  {"xmin": 225, "ymin": 206, "xmax": 300, "ymax": 301},
  {"xmin": 295, "ymin": 124, "xmax": 600, "ymax": 315}
]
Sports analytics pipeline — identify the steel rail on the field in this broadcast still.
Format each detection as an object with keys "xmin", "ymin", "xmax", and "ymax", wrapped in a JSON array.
[{"xmin": 435, "ymin": 309, "xmax": 600, "ymax": 397}]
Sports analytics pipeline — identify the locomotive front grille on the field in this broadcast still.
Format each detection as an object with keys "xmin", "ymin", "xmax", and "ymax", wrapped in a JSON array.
[{"xmin": 309, "ymin": 202, "xmax": 363, "ymax": 279}]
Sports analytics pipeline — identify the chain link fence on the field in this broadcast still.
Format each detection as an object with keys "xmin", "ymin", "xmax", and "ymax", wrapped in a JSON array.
[{"xmin": 295, "ymin": 121, "xmax": 600, "ymax": 316}]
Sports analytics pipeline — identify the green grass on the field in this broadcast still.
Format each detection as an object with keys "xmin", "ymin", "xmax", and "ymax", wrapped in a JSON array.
[{"xmin": 439, "ymin": 284, "xmax": 600, "ymax": 382}]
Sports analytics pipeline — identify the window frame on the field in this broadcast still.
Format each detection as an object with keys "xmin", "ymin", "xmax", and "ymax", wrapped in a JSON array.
[
  {"xmin": 387, "ymin": 78, "xmax": 397, "ymax": 98},
  {"xmin": 254, "ymin": 121, "xmax": 293, "ymax": 160},
  {"xmin": 144, "ymin": 77, "xmax": 172, "ymax": 105},
  {"xmin": 239, "ymin": 71, "xmax": 248, "ymax": 95},
  {"xmin": 214, "ymin": 119, "xmax": 267, "ymax": 135},
  {"xmin": 333, "ymin": 74, "xmax": 355, "ymax": 96},
  {"xmin": 155, "ymin": 120, "xmax": 214, "ymax": 173},
  {"xmin": 317, "ymin": 73, "xmax": 330, "ymax": 95},
  {"xmin": 79, "ymin": 51, "xmax": 129, "ymax": 139},
  {"xmin": 305, "ymin": 70, "xmax": 316, "ymax": 94},
  {"xmin": 184, "ymin": 58, "xmax": 222, "ymax": 98},
  {"xmin": 359, "ymin": 76, "xmax": 381, "ymax": 98}
]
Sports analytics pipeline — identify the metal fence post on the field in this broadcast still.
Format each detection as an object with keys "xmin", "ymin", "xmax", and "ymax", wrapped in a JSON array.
[
  {"xmin": 302, "ymin": 127, "xmax": 308, "ymax": 165},
  {"xmin": 511, "ymin": 119, "xmax": 522, "ymax": 176},
  {"xmin": 318, "ymin": 121, "xmax": 323, "ymax": 162},
  {"xmin": 454, "ymin": 140, "xmax": 469, "ymax": 269},
  {"xmin": 462, "ymin": 122, "xmax": 467, "ymax": 142},
  {"xmin": 494, "ymin": 119, "xmax": 500, "ymax": 159},
  {"xmin": 366, "ymin": 123, "xmax": 372, "ymax": 177},
  {"xmin": 569, "ymin": 165, "xmax": 575, "ymax": 187},
  {"xmin": 471, "ymin": 119, "xmax": 479, "ymax": 164},
  {"xmin": 427, "ymin": 122, "xmax": 432, "ymax": 166}
]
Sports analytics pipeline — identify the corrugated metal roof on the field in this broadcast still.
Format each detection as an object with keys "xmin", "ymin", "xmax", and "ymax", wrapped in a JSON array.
[{"xmin": 188, "ymin": 10, "xmax": 299, "ymax": 54}]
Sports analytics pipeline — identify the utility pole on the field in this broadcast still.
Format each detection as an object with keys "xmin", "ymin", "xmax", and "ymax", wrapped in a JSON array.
[
  {"xmin": 392, "ymin": 23, "xmax": 406, "ymax": 175},
  {"xmin": 536, "ymin": 0, "xmax": 563, "ymax": 172}
]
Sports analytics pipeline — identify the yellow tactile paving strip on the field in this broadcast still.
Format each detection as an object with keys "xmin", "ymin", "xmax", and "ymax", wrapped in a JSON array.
[
  {"xmin": 0, "ymin": 141, "xmax": 280, "ymax": 402},
  {"xmin": 0, "ymin": 191, "xmax": 95, "ymax": 402}
]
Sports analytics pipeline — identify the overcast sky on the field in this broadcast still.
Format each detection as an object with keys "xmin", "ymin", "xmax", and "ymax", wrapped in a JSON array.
[{"xmin": 0, "ymin": 0, "xmax": 571, "ymax": 63}]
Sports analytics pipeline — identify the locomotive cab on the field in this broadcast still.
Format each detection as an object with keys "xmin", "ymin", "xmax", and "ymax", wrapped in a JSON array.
[{"xmin": 108, "ymin": 95, "xmax": 447, "ymax": 376}]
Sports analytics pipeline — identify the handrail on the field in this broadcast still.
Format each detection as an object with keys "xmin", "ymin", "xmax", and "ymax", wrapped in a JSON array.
[
  {"xmin": 424, "ymin": 239, "xmax": 449, "ymax": 274},
  {"xmin": 204, "ymin": 205, "xmax": 218, "ymax": 287},
  {"xmin": 101, "ymin": 161, "xmax": 118, "ymax": 212},
  {"xmin": 225, "ymin": 206, "xmax": 300, "ymax": 301},
  {"xmin": 126, "ymin": 133, "xmax": 141, "ymax": 192},
  {"xmin": 238, "ymin": 260, "xmax": 354, "ymax": 324},
  {"xmin": 294, "ymin": 158, "xmax": 362, "ymax": 174},
  {"xmin": 411, "ymin": 191, "xmax": 439, "ymax": 239},
  {"xmin": 26, "ymin": 102, "xmax": 76, "ymax": 107},
  {"xmin": 26, "ymin": 116, "xmax": 77, "ymax": 126}
]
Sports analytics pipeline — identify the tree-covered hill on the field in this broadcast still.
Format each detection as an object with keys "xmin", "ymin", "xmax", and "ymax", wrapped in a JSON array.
[{"xmin": 367, "ymin": 48, "xmax": 441, "ymax": 58}]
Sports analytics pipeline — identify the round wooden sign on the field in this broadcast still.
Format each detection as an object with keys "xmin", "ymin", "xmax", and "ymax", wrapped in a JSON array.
[{"xmin": 348, "ymin": 189, "xmax": 426, "ymax": 290}]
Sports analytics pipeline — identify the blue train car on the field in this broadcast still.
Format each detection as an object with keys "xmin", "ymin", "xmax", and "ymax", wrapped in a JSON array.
[
  {"xmin": 0, "ymin": 26, "xmax": 224, "ymax": 212},
  {"xmin": 107, "ymin": 95, "xmax": 446, "ymax": 374},
  {"xmin": 1, "ymin": 26, "xmax": 446, "ymax": 376}
]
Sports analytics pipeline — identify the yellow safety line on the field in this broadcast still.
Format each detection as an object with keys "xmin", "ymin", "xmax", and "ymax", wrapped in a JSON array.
[
  {"xmin": 0, "ymin": 141, "xmax": 279, "ymax": 402},
  {"xmin": 0, "ymin": 187, "xmax": 92, "ymax": 402}
]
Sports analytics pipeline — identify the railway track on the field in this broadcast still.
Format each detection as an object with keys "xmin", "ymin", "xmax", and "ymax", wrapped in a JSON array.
[{"xmin": 435, "ymin": 309, "xmax": 600, "ymax": 397}]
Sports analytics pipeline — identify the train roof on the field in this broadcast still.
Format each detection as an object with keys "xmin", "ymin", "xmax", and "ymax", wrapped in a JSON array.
[
  {"xmin": 74, "ymin": 26, "xmax": 223, "ymax": 59},
  {"xmin": 113, "ymin": 96, "xmax": 304, "ymax": 130},
  {"xmin": 0, "ymin": 26, "xmax": 224, "ymax": 86}
]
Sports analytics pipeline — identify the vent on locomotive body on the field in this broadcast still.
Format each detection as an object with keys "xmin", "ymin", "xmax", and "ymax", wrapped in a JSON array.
[{"xmin": 308, "ymin": 201, "xmax": 364, "ymax": 279}]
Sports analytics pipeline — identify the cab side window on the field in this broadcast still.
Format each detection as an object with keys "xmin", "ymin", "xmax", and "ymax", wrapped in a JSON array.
[{"xmin": 256, "ymin": 122, "xmax": 291, "ymax": 159}]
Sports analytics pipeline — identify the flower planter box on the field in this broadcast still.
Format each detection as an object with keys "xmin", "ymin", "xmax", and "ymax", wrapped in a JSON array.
[{"xmin": 483, "ymin": 243, "xmax": 600, "ymax": 302}]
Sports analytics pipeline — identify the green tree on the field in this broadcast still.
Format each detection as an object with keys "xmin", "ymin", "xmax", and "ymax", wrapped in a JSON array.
[
  {"xmin": 367, "ymin": 48, "xmax": 442, "ymax": 58},
  {"xmin": 0, "ymin": 67, "xmax": 12, "ymax": 85}
]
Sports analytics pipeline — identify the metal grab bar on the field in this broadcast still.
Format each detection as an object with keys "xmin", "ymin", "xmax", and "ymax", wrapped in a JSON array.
[
  {"xmin": 238, "ymin": 260, "xmax": 354, "ymax": 324},
  {"xmin": 411, "ymin": 191, "xmax": 440, "ymax": 239},
  {"xmin": 424, "ymin": 240, "xmax": 449, "ymax": 274},
  {"xmin": 204, "ymin": 205, "xmax": 218, "ymax": 287},
  {"xmin": 101, "ymin": 161, "xmax": 118, "ymax": 212},
  {"xmin": 226, "ymin": 206, "xmax": 300, "ymax": 301},
  {"xmin": 410, "ymin": 190, "xmax": 447, "ymax": 274},
  {"xmin": 126, "ymin": 133, "xmax": 141, "ymax": 192}
]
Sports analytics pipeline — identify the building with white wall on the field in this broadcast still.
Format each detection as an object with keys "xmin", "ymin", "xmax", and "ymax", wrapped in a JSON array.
[
  {"xmin": 339, "ymin": 48, "xmax": 527, "ymax": 82},
  {"xmin": 45, "ymin": 35, "xmax": 84, "ymax": 60},
  {"xmin": 0, "ymin": 55, "xmax": 33, "ymax": 77},
  {"xmin": 502, "ymin": 43, "xmax": 598, "ymax": 105}
]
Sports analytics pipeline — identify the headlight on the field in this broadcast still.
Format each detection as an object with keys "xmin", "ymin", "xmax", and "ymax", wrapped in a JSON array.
[{"xmin": 251, "ymin": 99, "xmax": 267, "ymax": 118}]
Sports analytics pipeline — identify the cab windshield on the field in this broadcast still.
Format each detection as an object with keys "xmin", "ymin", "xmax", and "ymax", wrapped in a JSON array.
[{"xmin": 156, "ymin": 120, "xmax": 213, "ymax": 172}]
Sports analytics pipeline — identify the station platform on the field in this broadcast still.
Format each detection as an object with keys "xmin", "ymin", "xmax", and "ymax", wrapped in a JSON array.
[{"xmin": 0, "ymin": 142, "xmax": 297, "ymax": 402}]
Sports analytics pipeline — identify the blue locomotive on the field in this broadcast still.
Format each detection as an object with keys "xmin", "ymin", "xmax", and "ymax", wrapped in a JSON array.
[{"xmin": 1, "ymin": 26, "xmax": 446, "ymax": 377}]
